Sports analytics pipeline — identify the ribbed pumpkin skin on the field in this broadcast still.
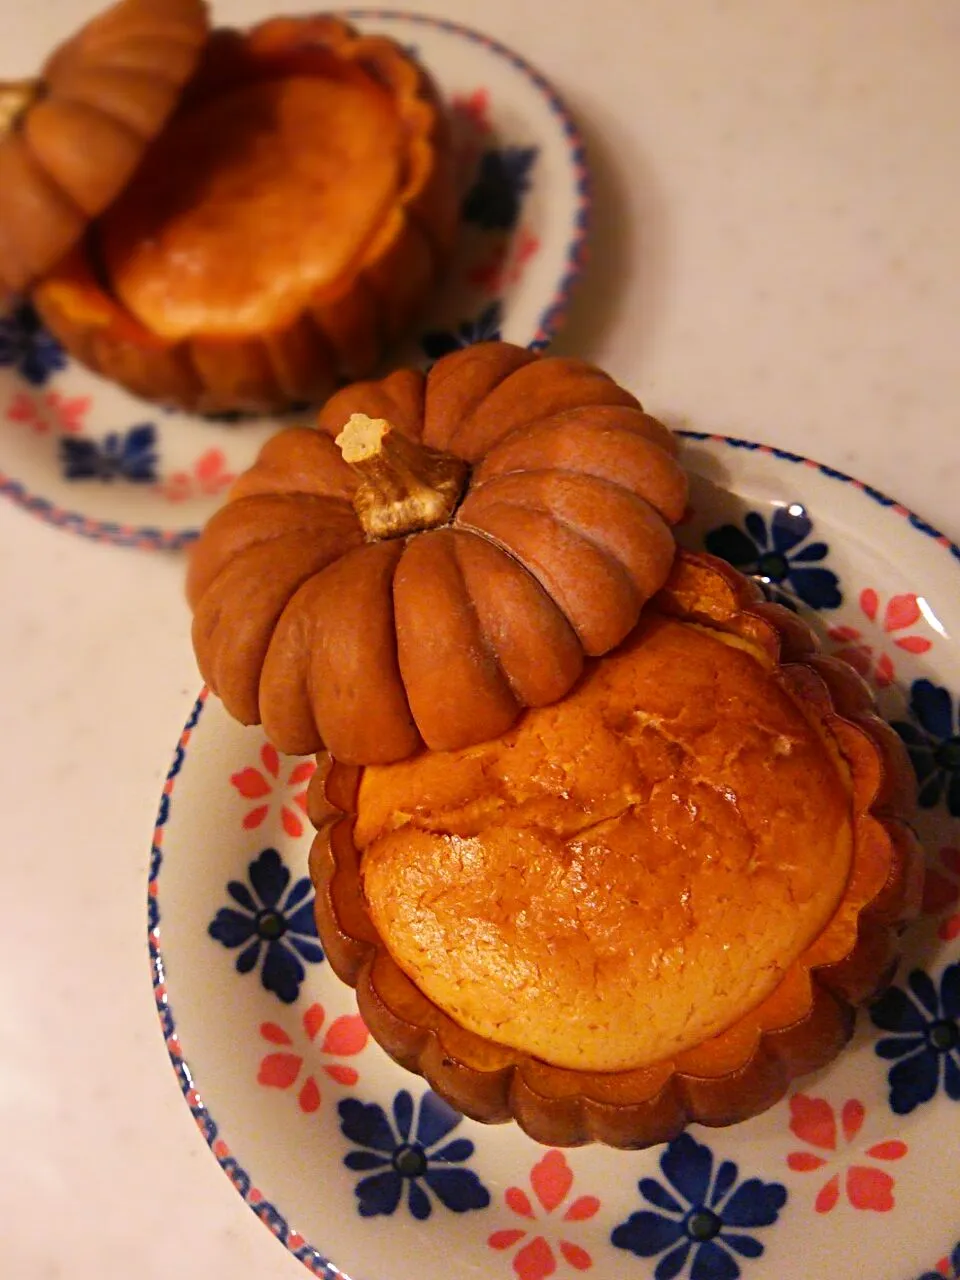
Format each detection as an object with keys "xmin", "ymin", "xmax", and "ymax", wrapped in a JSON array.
[
  {"xmin": 0, "ymin": 0, "xmax": 210, "ymax": 295},
  {"xmin": 187, "ymin": 343, "xmax": 690, "ymax": 764}
]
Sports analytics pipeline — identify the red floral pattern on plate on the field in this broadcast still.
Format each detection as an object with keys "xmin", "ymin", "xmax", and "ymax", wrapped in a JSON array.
[
  {"xmin": 922, "ymin": 846, "xmax": 960, "ymax": 941},
  {"xmin": 828, "ymin": 588, "xmax": 933, "ymax": 688},
  {"xmin": 231, "ymin": 743, "xmax": 315, "ymax": 838},
  {"xmin": 488, "ymin": 1149, "xmax": 600, "ymax": 1278},
  {"xmin": 469, "ymin": 225, "xmax": 541, "ymax": 293},
  {"xmin": 158, "ymin": 447, "xmax": 235, "ymax": 503},
  {"xmin": 452, "ymin": 87, "xmax": 493, "ymax": 136},
  {"xmin": 258, "ymin": 1003, "xmax": 368, "ymax": 1113},
  {"xmin": 7, "ymin": 390, "xmax": 90, "ymax": 434},
  {"xmin": 786, "ymin": 1095, "xmax": 907, "ymax": 1212},
  {"xmin": 451, "ymin": 86, "xmax": 493, "ymax": 192}
]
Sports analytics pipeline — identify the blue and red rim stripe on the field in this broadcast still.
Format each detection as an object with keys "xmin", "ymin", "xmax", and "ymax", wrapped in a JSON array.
[
  {"xmin": 0, "ymin": 9, "xmax": 591, "ymax": 555},
  {"xmin": 0, "ymin": 471, "xmax": 196, "ymax": 551},
  {"xmin": 148, "ymin": 434, "xmax": 959, "ymax": 1280},
  {"xmin": 340, "ymin": 9, "xmax": 593, "ymax": 350},
  {"xmin": 678, "ymin": 430, "xmax": 960, "ymax": 567},
  {"xmin": 149, "ymin": 687, "xmax": 347, "ymax": 1279}
]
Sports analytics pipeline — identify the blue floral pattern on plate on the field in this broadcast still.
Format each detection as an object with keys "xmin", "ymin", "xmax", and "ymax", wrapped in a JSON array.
[
  {"xmin": 914, "ymin": 1240, "xmax": 960, "ymax": 1280},
  {"xmin": 338, "ymin": 1089, "xmax": 490, "ymax": 1220},
  {"xmin": 870, "ymin": 963, "xmax": 960, "ymax": 1115},
  {"xmin": 704, "ymin": 505, "xmax": 841, "ymax": 611},
  {"xmin": 421, "ymin": 299, "xmax": 503, "ymax": 361},
  {"xmin": 0, "ymin": 302, "xmax": 66, "ymax": 386},
  {"xmin": 892, "ymin": 679, "xmax": 960, "ymax": 816},
  {"xmin": 463, "ymin": 146, "xmax": 539, "ymax": 230},
  {"xmin": 59, "ymin": 424, "xmax": 158, "ymax": 483},
  {"xmin": 611, "ymin": 1131, "xmax": 787, "ymax": 1280},
  {"xmin": 208, "ymin": 847, "xmax": 323, "ymax": 1003}
]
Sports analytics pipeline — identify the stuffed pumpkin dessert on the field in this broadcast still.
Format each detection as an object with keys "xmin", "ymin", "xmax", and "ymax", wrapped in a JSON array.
[
  {"xmin": 185, "ymin": 340, "xmax": 921, "ymax": 1147},
  {"xmin": 307, "ymin": 551, "xmax": 923, "ymax": 1149},
  {"xmin": 0, "ymin": 0, "xmax": 458, "ymax": 413}
]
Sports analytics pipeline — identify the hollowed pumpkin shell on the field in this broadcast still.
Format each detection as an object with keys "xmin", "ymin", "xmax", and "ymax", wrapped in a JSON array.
[{"xmin": 187, "ymin": 342, "xmax": 689, "ymax": 764}]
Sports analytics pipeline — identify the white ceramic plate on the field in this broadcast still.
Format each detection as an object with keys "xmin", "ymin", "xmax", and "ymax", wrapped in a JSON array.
[
  {"xmin": 0, "ymin": 10, "xmax": 589, "ymax": 550},
  {"xmin": 150, "ymin": 437, "xmax": 960, "ymax": 1280}
]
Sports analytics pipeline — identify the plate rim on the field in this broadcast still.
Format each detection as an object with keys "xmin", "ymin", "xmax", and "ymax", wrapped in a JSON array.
[
  {"xmin": 148, "ymin": 433, "xmax": 959, "ymax": 1280},
  {"xmin": 677, "ymin": 430, "xmax": 960, "ymax": 567},
  {"xmin": 1, "ymin": 7, "xmax": 591, "ymax": 554}
]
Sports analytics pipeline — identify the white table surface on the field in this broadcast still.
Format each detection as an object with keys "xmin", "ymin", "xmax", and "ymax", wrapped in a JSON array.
[{"xmin": 1, "ymin": 1, "xmax": 958, "ymax": 1276}]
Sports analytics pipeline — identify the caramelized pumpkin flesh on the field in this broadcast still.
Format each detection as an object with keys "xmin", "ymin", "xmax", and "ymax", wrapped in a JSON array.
[{"xmin": 100, "ymin": 75, "xmax": 404, "ymax": 338}]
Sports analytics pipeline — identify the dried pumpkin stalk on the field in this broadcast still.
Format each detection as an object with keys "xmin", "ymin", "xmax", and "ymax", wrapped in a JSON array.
[
  {"xmin": 336, "ymin": 412, "xmax": 469, "ymax": 539},
  {"xmin": 0, "ymin": 79, "xmax": 40, "ymax": 137}
]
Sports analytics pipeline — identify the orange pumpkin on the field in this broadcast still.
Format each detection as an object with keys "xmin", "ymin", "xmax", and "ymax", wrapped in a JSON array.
[
  {"xmin": 187, "ymin": 342, "xmax": 689, "ymax": 764},
  {"xmin": 1, "ymin": 2, "xmax": 458, "ymax": 414}
]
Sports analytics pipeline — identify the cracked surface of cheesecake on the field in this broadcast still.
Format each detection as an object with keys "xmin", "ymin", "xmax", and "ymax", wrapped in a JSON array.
[
  {"xmin": 309, "ymin": 550, "xmax": 922, "ymax": 1147},
  {"xmin": 358, "ymin": 612, "xmax": 853, "ymax": 1072}
]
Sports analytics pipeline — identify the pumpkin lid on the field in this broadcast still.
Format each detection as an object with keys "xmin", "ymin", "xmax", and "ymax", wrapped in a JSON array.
[
  {"xmin": 187, "ymin": 343, "xmax": 691, "ymax": 765},
  {"xmin": 0, "ymin": 0, "xmax": 210, "ymax": 296}
]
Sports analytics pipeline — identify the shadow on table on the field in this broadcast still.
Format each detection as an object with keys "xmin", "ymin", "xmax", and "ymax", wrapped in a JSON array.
[{"xmin": 547, "ymin": 95, "xmax": 671, "ymax": 367}]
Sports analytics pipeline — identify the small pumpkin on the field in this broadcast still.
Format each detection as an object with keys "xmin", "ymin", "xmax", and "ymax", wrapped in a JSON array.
[
  {"xmin": 1, "ymin": 3, "xmax": 458, "ymax": 414},
  {"xmin": 187, "ymin": 341, "xmax": 689, "ymax": 764},
  {"xmin": 0, "ymin": 0, "xmax": 210, "ymax": 295}
]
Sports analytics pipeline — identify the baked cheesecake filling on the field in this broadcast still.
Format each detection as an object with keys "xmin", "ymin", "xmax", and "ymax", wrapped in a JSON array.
[
  {"xmin": 98, "ymin": 74, "xmax": 404, "ymax": 338},
  {"xmin": 357, "ymin": 614, "xmax": 854, "ymax": 1072}
]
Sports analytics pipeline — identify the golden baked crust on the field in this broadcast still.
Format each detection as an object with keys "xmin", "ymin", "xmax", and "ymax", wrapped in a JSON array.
[
  {"xmin": 359, "ymin": 614, "xmax": 854, "ymax": 1072},
  {"xmin": 308, "ymin": 551, "xmax": 923, "ymax": 1148}
]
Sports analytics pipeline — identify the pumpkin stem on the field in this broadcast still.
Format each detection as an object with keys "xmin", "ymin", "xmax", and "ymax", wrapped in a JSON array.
[
  {"xmin": 335, "ymin": 412, "xmax": 469, "ymax": 540},
  {"xmin": 0, "ymin": 79, "xmax": 42, "ymax": 138}
]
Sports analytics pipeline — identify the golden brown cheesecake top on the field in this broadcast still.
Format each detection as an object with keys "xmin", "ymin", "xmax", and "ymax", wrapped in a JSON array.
[
  {"xmin": 358, "ymin": 614, "xmax": 854, "ymax": 1072},
  {"xmin": 99, "ymin": 75, "xmax": 403, "ymax": 338}
]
